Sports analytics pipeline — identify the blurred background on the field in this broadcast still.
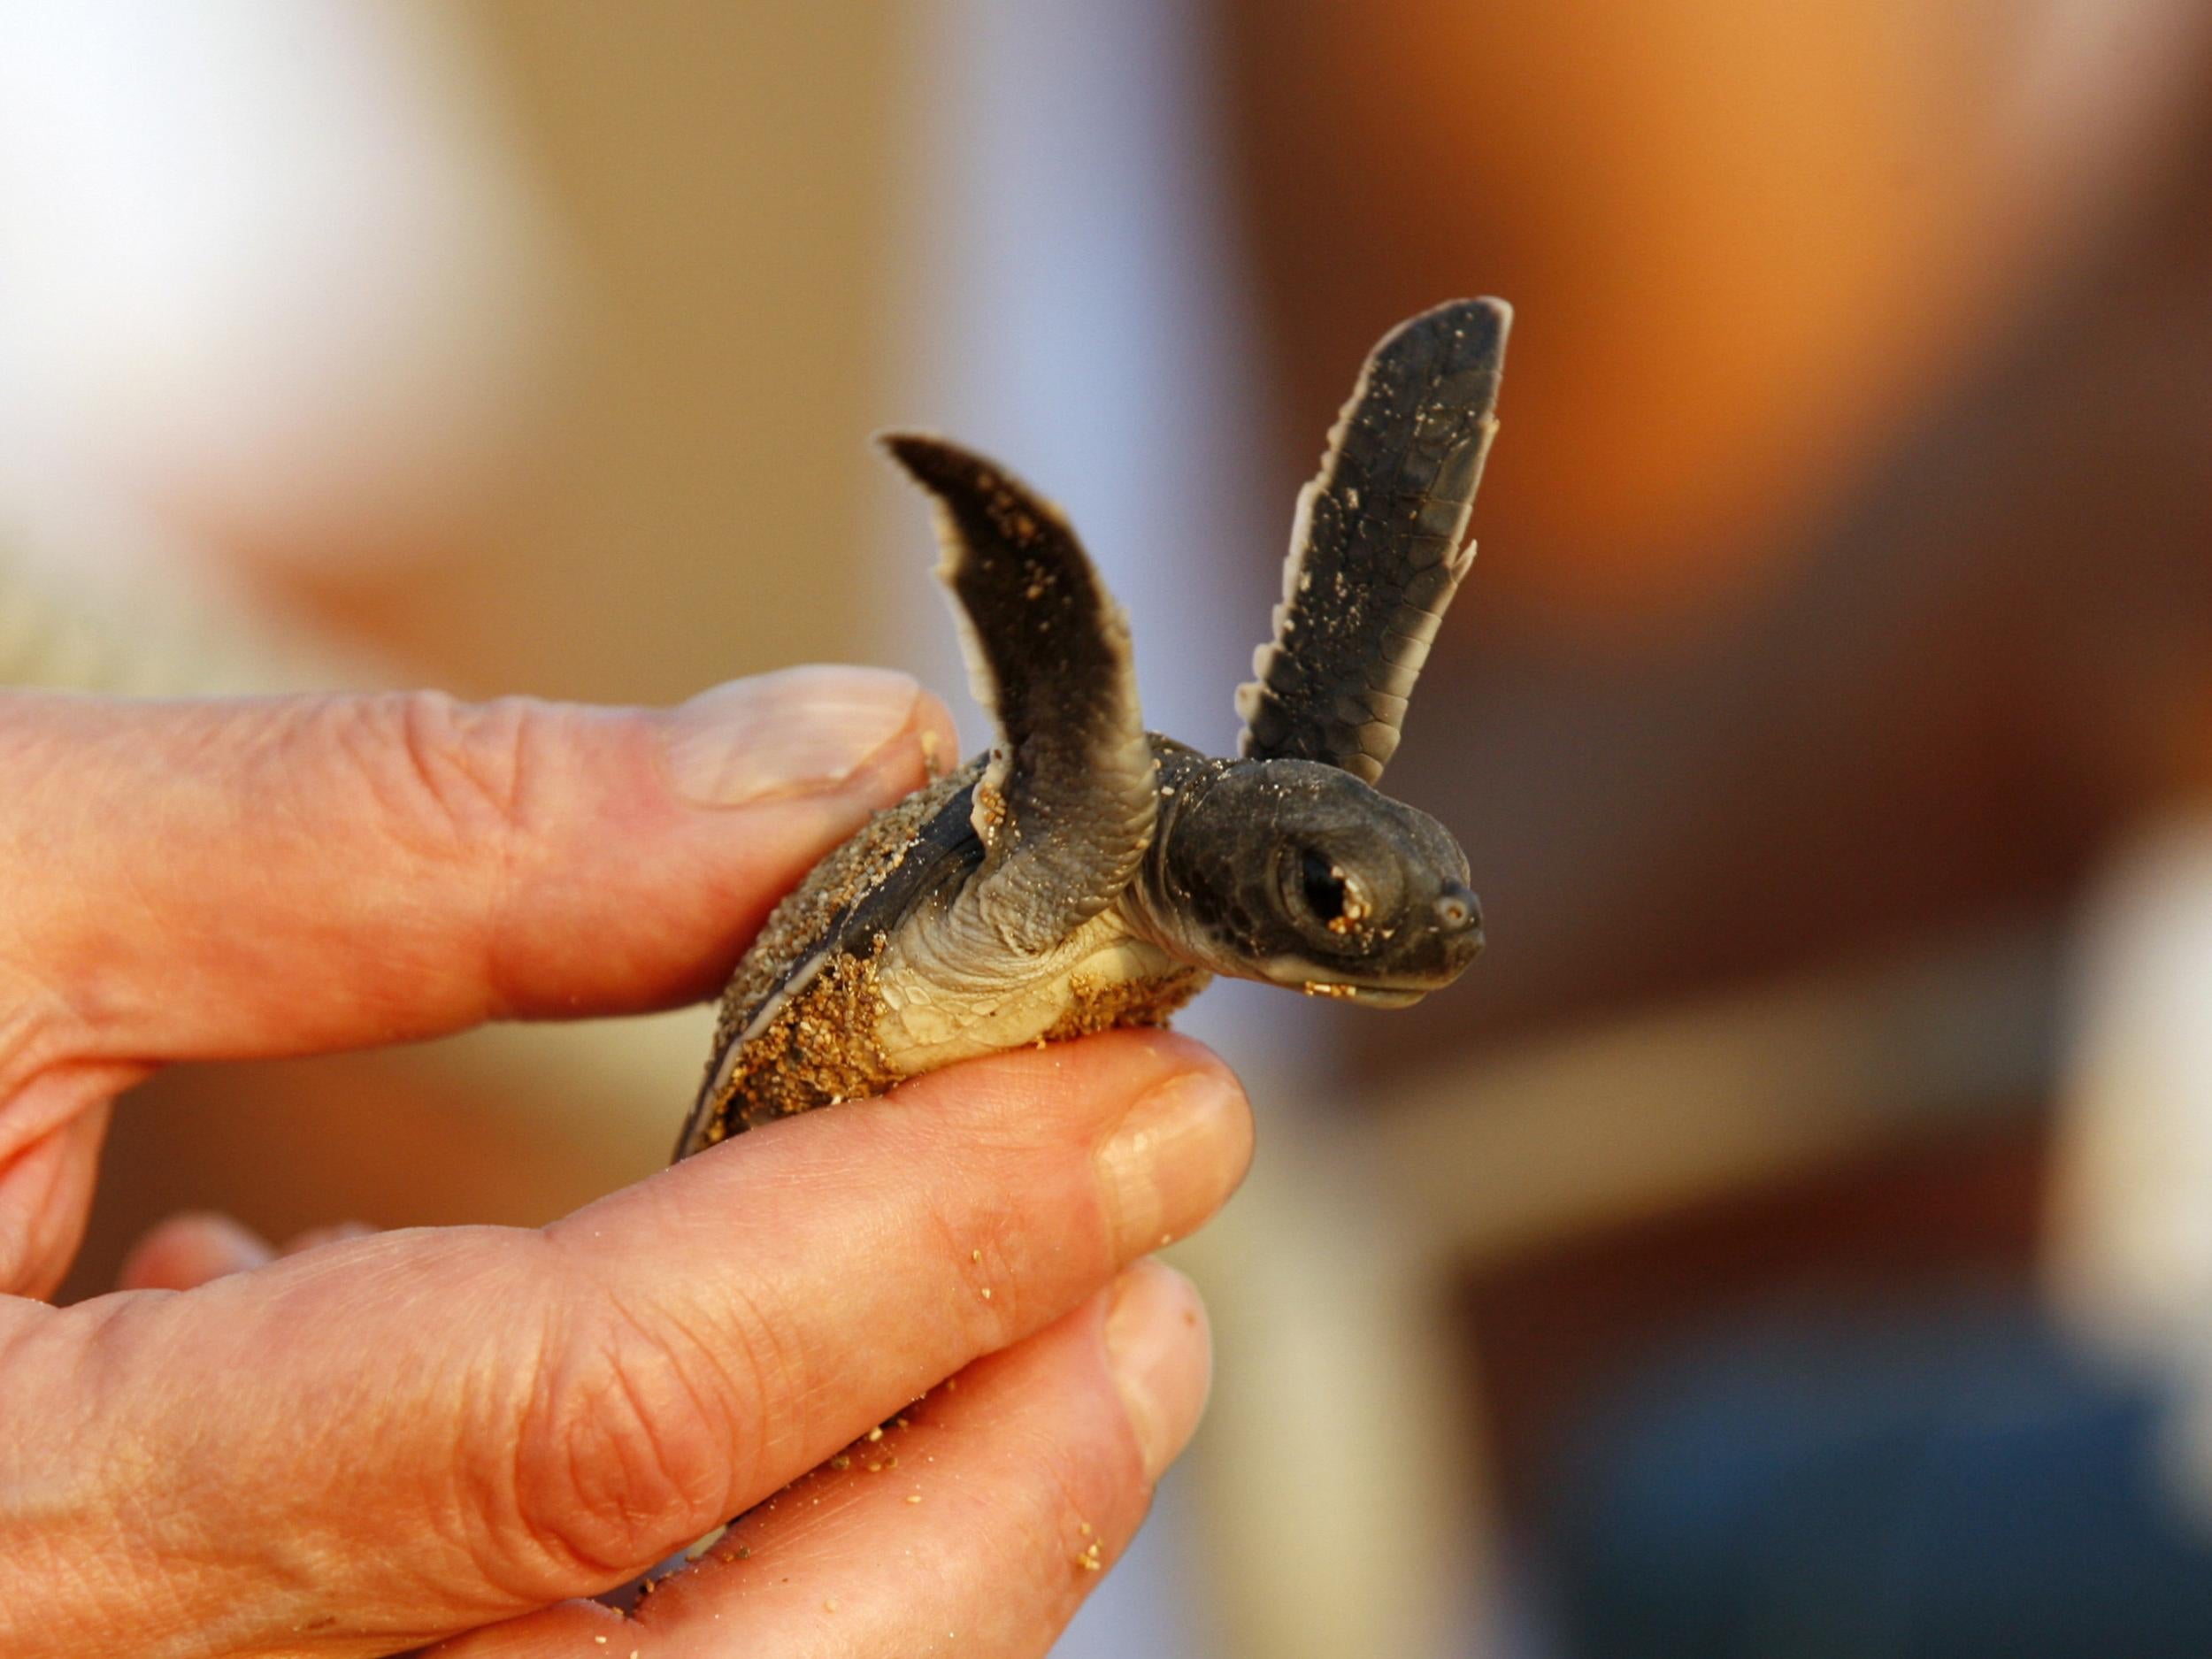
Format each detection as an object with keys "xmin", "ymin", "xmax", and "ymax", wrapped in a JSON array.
[{"xmin": 9, "ymin": 2, "xmax": 2212, "ymax": 1653}]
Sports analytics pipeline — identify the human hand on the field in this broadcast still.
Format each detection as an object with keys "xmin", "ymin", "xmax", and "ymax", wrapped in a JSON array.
[{"xmin": 0, "ymin": 670, "xmax": 1253, "ymax": 1657}]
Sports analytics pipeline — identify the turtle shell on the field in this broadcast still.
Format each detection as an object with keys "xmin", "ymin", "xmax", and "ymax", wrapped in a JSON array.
[{"xmin": 675, "ymin": 760, "xmax": 987, "ymax": 1157}]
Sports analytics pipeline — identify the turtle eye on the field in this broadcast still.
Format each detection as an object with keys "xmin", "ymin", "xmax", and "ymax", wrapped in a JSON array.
[
  {"xmin": 1294, "ymin": 849, "xmax": 1370, "ymax": 935},
  {"xmin": 1300, "ymin": 849, "xmax": 1347, "ymax": 923}
]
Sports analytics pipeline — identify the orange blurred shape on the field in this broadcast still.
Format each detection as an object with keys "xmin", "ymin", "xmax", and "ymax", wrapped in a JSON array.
[{"xmin": 1228, "ymin": 0, "xmax": 2201, "ymax": 628}]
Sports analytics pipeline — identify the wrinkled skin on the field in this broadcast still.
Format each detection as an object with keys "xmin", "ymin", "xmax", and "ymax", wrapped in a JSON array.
[{"xmin": 0, "ymin": 669, "xmax": 1253, "ymax": 1659}]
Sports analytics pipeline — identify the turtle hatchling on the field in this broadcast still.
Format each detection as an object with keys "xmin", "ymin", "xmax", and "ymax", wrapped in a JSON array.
[{"xmin": 676, "ymin": 296, "xmax": 1511, "ymax": 1157}]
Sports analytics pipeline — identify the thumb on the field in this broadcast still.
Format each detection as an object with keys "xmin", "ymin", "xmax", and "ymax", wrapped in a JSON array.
[{"xmin": 0, "ymin": 665, "xmax": 956, "ymax": 1075}]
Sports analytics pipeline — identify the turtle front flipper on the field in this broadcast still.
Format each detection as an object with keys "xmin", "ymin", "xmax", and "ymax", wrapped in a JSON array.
[
  {"xmin": 880, "ymin": 434, "xmax": 1157, "ymax": 953},
  {"xmin": 1238, "ymin": 297, "xmax": 1510, "ymax": 784}
]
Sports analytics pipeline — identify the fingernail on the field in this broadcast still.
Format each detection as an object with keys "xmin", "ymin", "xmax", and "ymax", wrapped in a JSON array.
[
  {"xmin": 663, "ymin": 666, "xmax": 924, "ymax": 806},
  {"xmin": 1093, "ymin": 1066, "xmax": 1252, "ymax": 1259},
  {"xmin": 1104, "ymin": 1262, "xmax": 1212, "ymax": 1484}
]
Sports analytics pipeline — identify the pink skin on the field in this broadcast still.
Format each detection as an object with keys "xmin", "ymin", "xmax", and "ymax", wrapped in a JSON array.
[{"xmin": 0, "ymin": 672, "xmax": 1253, "ymax": 1659}]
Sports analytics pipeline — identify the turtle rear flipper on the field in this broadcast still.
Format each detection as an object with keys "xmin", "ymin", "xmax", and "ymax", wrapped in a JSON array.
[
  {"xmin": 880, "ymin": 434, "xmax": 1157, "ymax": 954},
  {"xmin": 1238, "ymin": 297, "xmax": 1509, "ymax": 784}
]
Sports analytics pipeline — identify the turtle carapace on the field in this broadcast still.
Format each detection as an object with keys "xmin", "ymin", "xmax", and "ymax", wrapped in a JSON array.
[{"xmin": 677, "ymin": 297, "xmax": 1509, "ymax": 1156}]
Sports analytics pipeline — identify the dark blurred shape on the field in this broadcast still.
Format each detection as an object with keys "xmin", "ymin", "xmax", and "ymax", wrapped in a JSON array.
[
  {"xmin": 1548, "ymin": 1301, "xmax": 2212, "ymax": 1659},
  {"xmin": 1383, "ymin": 166, "xmax": 2212, "ymax": 1052},
  {"xmin": 1460, "ymin": 1119, "xmax": 2049, "ymax": 1527},
  {"xmin": 1217, "ymin": 0, "xmax": 2212, "ymax": 1056},
  {"xmin": 1217, "ymin": 8, "xmax": 2212, "ymax": 1647}
]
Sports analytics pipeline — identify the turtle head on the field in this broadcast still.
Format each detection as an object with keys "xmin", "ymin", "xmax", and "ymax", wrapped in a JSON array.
[{"xmin": 1139, "ymin": 757, "xmax": 1482, "ymax": 1006}]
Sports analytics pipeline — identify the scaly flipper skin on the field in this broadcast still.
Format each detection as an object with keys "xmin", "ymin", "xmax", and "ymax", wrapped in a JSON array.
[
  {"xmin": 879, "ymin": 434, "xmax": 1159, "ymax": 954},
  {"xmin": 1237, "ymin": 297, "xmax": 1510, "ymax": 783}
]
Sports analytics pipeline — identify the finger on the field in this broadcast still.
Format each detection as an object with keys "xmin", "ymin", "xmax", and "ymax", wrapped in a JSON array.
[
  {"xmin": 434, "ymin": 1261, "xmax": 1211, "ymax": 1659},
  {"xmin": 0, "ymin": 668, "xmax": 956, "ymax": 1074},
  {"xmin": 4, "ymin": 1030, "xmax": 1251, "ymax": 1656},
  {"xmin": 114, "ymin": 1216, "xmax": 377, "ymax": 1294},
  {"xmin": 278, "ymin": 1221, "xmax": 378, "ymax": 1257},
  {"xmin": 0, "ymin": 1090, "xmax": 111, "ymax": 1299},
  {"xmin": 117, "ymin": 1212, "xmax": 277, "ymax": 1292}
]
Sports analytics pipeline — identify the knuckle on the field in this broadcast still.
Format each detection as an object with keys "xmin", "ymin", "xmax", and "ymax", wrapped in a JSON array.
[
  {"xmin": 489, "ymin": 1227, "xmax": 824, "ymax": 1592},
  {"xmin": 918, "ymin": 1182, "xmax": 1032, "ymax": 1349},
  {"xmin": 1002, "ymin": 1410, "xmax": 1150, "ymax": 1571},
  {"xmin": 337, "ymin": 691, "xmax": 547, "ymax": 862},
  {"xmin": 319, "ymin": 692, "xmax": 572, "ymax": 1009},
  {"xmin": 500, "ymin": 1291, "xmax": 742, "ymax": 1587},
  {"xmin": 874, "ymin": 1087, "xmax": 1131, "ymax": 1351}
]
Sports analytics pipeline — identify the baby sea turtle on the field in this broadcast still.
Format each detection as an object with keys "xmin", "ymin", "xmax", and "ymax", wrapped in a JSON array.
[{"xmin": 676, "ymin": 297, "xmax": 1510, "ymax": 1156}]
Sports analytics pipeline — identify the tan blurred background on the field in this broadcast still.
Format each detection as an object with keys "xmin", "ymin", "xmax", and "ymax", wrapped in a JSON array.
[
  {"xmin": 8, "ymin": 2, "xmax": 2212, "ymax": 1655},
  {"xmin": 12, "ymin": 0, "xmax": 928, "ymax": 1249}
]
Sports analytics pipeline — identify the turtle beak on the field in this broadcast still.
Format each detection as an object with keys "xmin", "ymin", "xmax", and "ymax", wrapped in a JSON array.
[
  {"xmin": 1330, "ymin": 984, "xmax": 1430, "ymax": 1009},
  {"xmin": 1257, "ymin": 878, "xmax": 1486, "ymax": 1003},
  {"xmin": 1282, "ymin": 971, "xmax": 1443, "ymax": 1009}
]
